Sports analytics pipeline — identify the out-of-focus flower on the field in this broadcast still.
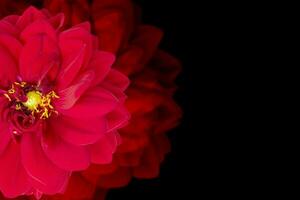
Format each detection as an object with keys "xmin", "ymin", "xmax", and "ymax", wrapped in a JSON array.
[
  {"xmin": 80, "ymin": 0, "xmax": 181, "ymax": 191},
  {"xmin": 0, "ymin": 6, "xmax": 128, "ymax": 198},
  {"xmin": 0, "ymin": 0, "xmax": 39, "ymax": 18},
  {"xmin": 44, "ymin": 0, "xmax": 90, "ymax": 27}
]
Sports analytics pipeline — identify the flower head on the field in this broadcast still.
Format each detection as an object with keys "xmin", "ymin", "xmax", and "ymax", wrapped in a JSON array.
[
  {"xmin": 0, "ymin": 0, "xmax": 181, "ymax": 200},
  {"xmin": 0, "ymin": 6, "xmax": 129, "ymax": 198}
]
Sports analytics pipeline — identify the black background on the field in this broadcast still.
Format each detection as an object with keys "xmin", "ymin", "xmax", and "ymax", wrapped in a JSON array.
[{"xmin": 107, "ymin": 1, "xmax": 196, "ymax": 199}]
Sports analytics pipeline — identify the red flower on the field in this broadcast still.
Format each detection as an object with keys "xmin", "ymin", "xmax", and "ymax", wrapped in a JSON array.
[
  {"xmin": 0, "ymin": 6, "xmax": 128, "ymax": 198},
  {"xmin": 0, "ymin": 0, "xmax": 181, "ymax": 200}
]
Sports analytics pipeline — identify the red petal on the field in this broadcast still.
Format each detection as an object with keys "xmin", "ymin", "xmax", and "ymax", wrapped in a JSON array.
[
  {"xmin": 3, "ymin": 15, "xmax": 19, "ymax": 25},
  {"xmin": 58, "ymin": 87, "xmax": 119, "ymax": 118},
  {"xmin": 106, "ymin": 104, "xmax": 130, "ymax": 132},
  {"xmin": 19, "ymin": 34, "xmax": 59, "ymax": 83},
  {"xmin": 48, "ymin": 13, "xmax": 65, "ymax": 30},
  {"xmin": 92, "ymin": 0, "xmax": 135, "ymax": 52},
  {"xmin": 133, "ymin": 143, "xmax": 161, "ymax": 179},
  {"xmin": 48, "ymin": 115, "xmax": 107, "ymax": 146},
  {"xmin": 0, "ymin": 120, "xmax": 11, "ymax": 156},
  {"xmin": 0, "ymin": 43, "xmax": 17, "ymax": 87},
  {"xmin": 101, "ymin": 69, "xmax": 130, "ymax": 92},
  {"xmin": 115, "ymin": 150, "xmax": 143, "ymax": 167},
  {"xmin": 56, "ymin": 39, "xmax": 86, "ymax": 89},
  {"xmin": 0, "ymin": 33, "xmax": 22, "ymax": 61},
  {"xmin": 93, "ymin": 11, "xmax": 124, "ymax": 53},
  {"xmin": 97, "ymin": 167, "xmax": 131, "ymax": 188},
  {"xmin": 20, "ymin": 20, "xmax": 57, "ymax": 42},
  {"xmin": 114, "ymin": 46, "xmax": 144, "ymax": 75},
  {"xmin": 0, "ymin": 141, "xmax": 31, "ymax": 198},
  {"xmin": 73, "ymin": 22, "xmax": 91, "ymax": 32},
  {"xmin": 55, "ymin": 71, "xmax": 95, "ymax": 110},
  {"xmin": 41, "ymin": 131, "xmax": 90, "ymax": 171},
  {"xmin": 58, "ymin": 26, "xmax": 93, "ymax": 75},
  {"xmin": 88, "ymin": 51, "xmax": 115, "ymax": 87},
  {"xmin": 131, "ymin": 25, "xmax": 163, "ymax": 65},
  {"xmin": 16, "ymin": 7, "xmax": 47, "ymax": 30},
  {"xmin": 21, "ymin": 133, "xmax": 70, "ymax": 194},
  {"xmin": 83, "ymin": 163, "xmax": 117, "ymax": 176},
  {"xmin": 57, "ymin": 173, "xmax": 96, "ymax": 200},
  {"xmin": 0, "ymin": 18, "xmax": 18, "ymax": 36},
  {"xmin": 88, "ymin": 131, "xmax": 119, "ymax": 164}
]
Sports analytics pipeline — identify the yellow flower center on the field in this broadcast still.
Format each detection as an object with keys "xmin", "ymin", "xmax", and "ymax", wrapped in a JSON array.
[
  {"xmin": 23, "ymin": 91, "xmax": 42, "ymax": 111},
  {"xmin": 3, "ymin": 82, "xmax": 59, "ymax": 119}
]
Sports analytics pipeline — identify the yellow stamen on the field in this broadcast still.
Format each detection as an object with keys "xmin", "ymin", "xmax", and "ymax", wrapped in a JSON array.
[
  {"xmin": 22, "ymin": 90, "xmax": 59, "ymax": 119},
  {"xmin": 14, "ymin": 82, "xmax": 26, "ymax": 87},
  {"xmin": 3, "ymin": 93, "xmax": 12, "ymax": 101},
  {"xmin": 4, "ymin": 81, "xmax": 59, "ymax": 120},
  {"xmin": 8, "ymin": 88, "xmax": 15, "ymax": 94},
  {"xmin": 15, "ymin": 104, "xmax": 21, "ymax": 110}
]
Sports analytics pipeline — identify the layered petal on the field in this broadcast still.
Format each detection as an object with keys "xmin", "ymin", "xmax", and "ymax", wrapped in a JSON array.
[
  {"xmin": 19, "ymin": 34, "xmax": 59, "ymax": 83},
  {"xmin": 88, "ymin": 131, "xmax": 120, "ymax": 164},
  {"xmin": 0, "ymin": 33, "xmax": 22, "ymax": 61},
  {"xmin": 58, "ymin": 86, "xmax": 119, "ymax": 118},
  {"xmin": 16, "ymin": 7, "xmax": 47, "ymax": 30},
  {"xmin": 92, "ymin": 0, "xmax": 135, "ymax": 52},
  {"xmin": 0, "ymin": 120, "xmax": 11, "ymax": 156},
  {"xmin": 48, "ymin": 115, "xmax": 107, "ymax": 146},
  {"xmin": 55, "ymin": 71, "xmax": 95, "ymax": 110},
  {"xmin": 97, "ymin": 168, "xmax": 131, "ymax": 188},
  {"xmin": 41, "ymin": 131, "xmax": 90, "ymax": 171},
  {"xmin": 0, "ymin": 42, "xmax": 18, "ymax": 86},
  {"xmin": 21, "ymin": 132, "xmax": 70, "ymax": 194},
  {"xmin": 0, "ymin": 141, "xmax": 31, "ymax": 198},
  {"xmin": 88, "ymin": 51, "xmax": 115, "ymax": 87}
]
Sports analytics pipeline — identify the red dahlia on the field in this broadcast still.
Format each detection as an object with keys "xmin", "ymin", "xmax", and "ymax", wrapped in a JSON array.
[
  {"xmin": 0, "ymin": 1, "xmax": 181, "ymax": 200},
  {"xmin": 0, "ymin": 6, "xmax": 129, "ymax": 198}
]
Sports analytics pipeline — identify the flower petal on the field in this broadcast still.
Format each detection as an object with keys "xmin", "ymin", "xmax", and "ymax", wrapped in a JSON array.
[
  {"xmin": 106, "ymin": 104, "xmax": 130, "ymax": 132},
  {"xmin": 101, "ymin": 69, "xmax": 130, "ymax": 92},
  {"xmin": 20, "ymin": 19, "xmax": 57, "ymax": 42},
  {"xmin": 57, "ymin": 26, "xmax": 94, "ymax": 86},
  {"xmin": 132, "ymin": 143, "xmax": 161, "ymax": 179},
  {"xmin": 55, "ymin": 71, "xmax": 95, "ymax": 110},
  {"xmin": 41, "ymin": 131, "xmax": 90, "ymax": 171},
  {"xmin": 0, "ymin": 43, "xmax": 17, "ymax": 87},
  {"xmin": 0, "ymin": 141, "xmax": 31, "ymax": 198},
  {"xmin": 88, "ymin": 51, "xmax": 115, "ymax": 87},
  {"xmin": 131, "ymin": 25, "xmax": 163, "ymax": 65},
  {"xmin": 88, "ymin": 131, "xmax": 119, "ymax": 164},
  {"xmin": 0, "ymin": 33, "xmax": 22, "ymax": 61},
  {"xmin": 0, "ymin": 121, "xmax": 11, "ymax": 156},
  {"xmin": 114, "ymin": 46, "xmax": 144, "ymax": 75},
  {"xmin": 48, "ymin": 13, "xmax": 65, "ymax": 30},
  {"xmin": 58, "ymin": 87, "xmax": 119, "ymax": 118},
  {"xmin": 97, "ymin": 168, "xmax": 131, "ymax": 188},
  {"xmin": 93, "ymin": 11, "xmax": 124, "ymax": 53},
  {"xmin": 19, "ymin": 34, "xmax": 59, "ymax": 83},
  {"xmin": 56, "ymin": 39, "xmax": 86, "ymax": 89},
  {"xmin": 55, "ymin": 173, "xmax": 96, "ymax": 200},
  {"xmin": 21, "ymin": 132, "xmax": 70, "ymax": 194},
  {"xmin": 0, "ymin": 18, "xmax": 18, "ymax": 36},
  {"xmin": 48, "ymin": 115, "xmax": 107, "ymax": 146},
  {"xmin": 92, "ymin": 0, "xmax": 135, "ymax": 52},
  {"xmin": 16, "ymin": 6, "xmax": 47, "ymax": 30}
]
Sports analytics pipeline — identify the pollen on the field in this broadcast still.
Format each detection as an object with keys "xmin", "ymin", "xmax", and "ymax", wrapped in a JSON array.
[
  {"xmin": 3, "ymin": 82, "xmax": 59, "ymax": 120},
  {"xmin": 23, "ymin": 91, "xmax": 42, "ymax": 111}
]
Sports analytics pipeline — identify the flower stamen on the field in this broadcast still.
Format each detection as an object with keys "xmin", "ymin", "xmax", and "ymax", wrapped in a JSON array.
[{"xmin": 3, "ymin": 82, "xmax": 59, "ymax": 120}]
